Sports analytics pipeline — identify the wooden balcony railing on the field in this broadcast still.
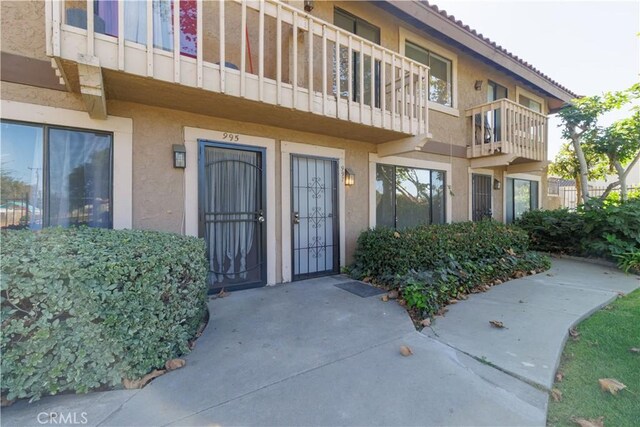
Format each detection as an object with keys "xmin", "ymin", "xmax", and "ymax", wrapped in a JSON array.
[
  {"xmin": 466, "ymin": 99, "xmax": 547, "ymax": 161},
  {"xmin": 47, "ymin": 0, "xmax": 430, "ymax": 135}
]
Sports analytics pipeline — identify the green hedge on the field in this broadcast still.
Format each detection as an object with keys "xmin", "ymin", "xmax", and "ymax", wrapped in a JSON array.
[
  {"xmin": 516, "ymin": 198, "xmax": 640, "ymax": 272},
  {"xmin": 1, "ymin": 227, "xmax": 208, "ymax": 402},
  {"xmin": 350, "ymin": 220, "xmax": 530, "ymax": 278},
  {"xmin": 350, "ymin": 221, "xmax": 549, "ymax": 317}
]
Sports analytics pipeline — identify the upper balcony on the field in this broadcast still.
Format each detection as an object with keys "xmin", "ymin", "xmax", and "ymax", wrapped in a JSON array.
[
  {"xmin": 46, "ymin": 0, "xmax": 430, "ymax": 141},
  {"xmin": 465, "ymin": 98, "xmax": 547, "ymax": 166}
]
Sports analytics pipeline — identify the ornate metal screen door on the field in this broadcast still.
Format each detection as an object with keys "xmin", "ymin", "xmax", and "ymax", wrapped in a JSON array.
[
  {"xmin": 291, "ymin": 155, "xmax": 340, "ymax": 280},
  {"xmin": 201, "ymin": 143, "xmax": 266, "ymax": 292},
  {"xmin": 472, "ymin": 174, "xmax": 492, "ymax": 221}
]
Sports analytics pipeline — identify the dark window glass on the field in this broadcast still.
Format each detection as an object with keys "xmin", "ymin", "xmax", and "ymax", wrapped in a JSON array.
[
  {"xmin": 0, "ymin": 121, "xmax": 113, "ymax": 230},
  {"xmin": 506, "ymin": 178, "xmax": 538, "ymax": 223},
  {"xmin": 405, "ymin": 41, "xmax": 453, "ymax": 107},
  {"xmin": 376, "ymin": 164, "xmax": 446, "ymax": 228},
  {"xmin": 375, "ymin": 164, "xmax": 395, "ymax": 228},
  {"xmin": 334, "ymin": 8, "xmax": 381, "ymax": 108}
]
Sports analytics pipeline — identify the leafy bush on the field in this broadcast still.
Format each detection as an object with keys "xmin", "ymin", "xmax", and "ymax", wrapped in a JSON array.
[
  {"xmin": 1, "ymin": 227, "xmax": 208, "ymax": 402},
  {"xmin": 515, "ymin": 209, "xmax": 584, "ymax": 254},
  {"xmin": 350, "ymin": 221, "xmax": 549, "ymax": 317},
  {"xmin": 517, "ymin": 198, "xmax": 640, "ymax": 272},
  {"xmin": 351, "ymin": 220, "xmax": 529, "ymax": 278},
  {"xmin": 580, "ymin": 198, "xmax": 640, "ymax": 260}
]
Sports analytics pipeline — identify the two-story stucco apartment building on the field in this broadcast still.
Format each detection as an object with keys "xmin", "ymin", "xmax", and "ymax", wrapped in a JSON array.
[{"xmin": 1, "ymin": 0, "xmax": 576, "ymax": 291}]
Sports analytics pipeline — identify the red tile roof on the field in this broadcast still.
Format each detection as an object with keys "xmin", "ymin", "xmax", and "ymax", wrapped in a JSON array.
[{"xmin": 422, "ymin": 1, "xmax": 578, "ymax": 98}]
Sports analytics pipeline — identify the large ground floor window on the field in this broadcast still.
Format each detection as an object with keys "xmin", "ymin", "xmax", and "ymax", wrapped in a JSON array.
[
  {"xmin": 0, "ymin": 121, "xmax": 113, "ymax": 230},
  {"xmin": 506, "ymin": 177, "xmax": 539, "ymax": 223},
  {"xmin": 376, "ymin": 164, "xmax": 446, "ymax": 229}
]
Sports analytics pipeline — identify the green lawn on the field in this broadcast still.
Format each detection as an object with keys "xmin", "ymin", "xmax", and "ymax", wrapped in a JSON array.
[{"xmin": 547, "ymin": 288, "xmax": 640, "ymax": 427}]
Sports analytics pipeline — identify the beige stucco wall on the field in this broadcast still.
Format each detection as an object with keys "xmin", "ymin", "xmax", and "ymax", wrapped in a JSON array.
[{"xmin": 1, "ymin": 0, "xmax": 555, "ymax": 281}]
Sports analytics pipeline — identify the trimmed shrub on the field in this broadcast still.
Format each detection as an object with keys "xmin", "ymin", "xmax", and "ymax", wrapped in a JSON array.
[
  {"xmin": 515, "ymin": 209, "xmax": 584, "ymax": 254},
  {"xmin": 1, "ymin": 227, "xmax": 208, "ymax": 402},
  {"xmin": 350, "ymin": 220, "xmax": 530, "ymax": 278},
  {"xmin": 350, "ymin": 221, "xmax": 549, "ymax": 317},
  {"xmin": 516, "ymin": 199, "xmax": 640, "ymax": 272}
]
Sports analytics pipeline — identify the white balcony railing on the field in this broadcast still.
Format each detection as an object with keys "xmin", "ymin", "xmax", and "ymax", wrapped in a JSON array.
[
  {"xmin": 47, "ymin": 0, "xmax": 430, "ymax": 135},
  {"xmin": 466, "ymin": 99, "xmax": 547, "ymax": 161}
]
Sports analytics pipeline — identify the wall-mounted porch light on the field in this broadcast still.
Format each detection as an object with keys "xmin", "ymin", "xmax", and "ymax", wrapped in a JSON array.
[
  {"xmin": 474, "ymin": 80, "xmax": 483, "ymax": 91},
  {"xmin": 344, "ymin": 168, "xmax": 355, "ymax": 186},
  {"xmin": 304, "ymin": 0, "xmax": 315, "ymax": 12},
  {"xmin": 493, "ymin": 178, "xmax": 501, "ymax": 190},
  {"xmin": 173, "ymin": 144, "xmax": 186, "ymax": 168}
]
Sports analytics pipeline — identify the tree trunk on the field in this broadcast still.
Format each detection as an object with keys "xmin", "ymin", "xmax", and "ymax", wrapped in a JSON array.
[
  {"xmin": 614, "ymin": 160, "xmax": 627, "ymax": 201},
  {"xmin": 571, "ymin": 130, "xmax": 590, "ymax": 204}
]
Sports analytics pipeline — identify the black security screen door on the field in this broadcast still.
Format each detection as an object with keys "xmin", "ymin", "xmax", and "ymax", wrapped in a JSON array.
[
  {"xmin": 200, "ymin": 142, "xmax": 266, "ymax": 292},
  {"xmin": 472, "ymin": 174, "xmax": 492, "ymax": 221},
  {"xmin": 291, "ymin": 155, "xmax": 340, "ymax": 280}
]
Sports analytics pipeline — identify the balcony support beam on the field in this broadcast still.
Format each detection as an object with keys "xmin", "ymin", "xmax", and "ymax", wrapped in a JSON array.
[
  {"xmin": 469, "ymin": 154, "xmax": 517, "ymax": 169},
  {"xmin": 77, "ymin": 54, "xmax": 107, "ymax": 120},
  {"xmin": 377, "ymin": 134, "xmax": 431, "ymax": 157},
  {"xmin": 507, "ymin": 161, "xmax": 549, "ymax": 174}
]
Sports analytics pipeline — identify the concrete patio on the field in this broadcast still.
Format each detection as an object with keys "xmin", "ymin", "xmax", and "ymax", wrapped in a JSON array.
[{"xmin": 2, "ymin": 258, "xmax": 638, "ymax": 427}]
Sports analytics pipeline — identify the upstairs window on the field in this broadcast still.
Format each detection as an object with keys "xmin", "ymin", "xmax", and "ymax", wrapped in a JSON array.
[
  {"xmin": 334, "ymin": 8, "xmax": 381, "ymax": 108},
  {"xmin": 519, "ymin": 95, "xmax": 542, "ymax": 113},
  {"xmin": 0, "ymin": 121, "xmax": 113, "ymax": 230},
  {"xmin": 405, "ymin": 41, "xmax": 453, "ymax": 107}
]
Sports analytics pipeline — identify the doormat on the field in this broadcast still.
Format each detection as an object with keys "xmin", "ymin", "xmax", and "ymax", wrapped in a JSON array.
[{"xmin": 335, "ymin": 281, "xmax": 386, "ymax": 298}]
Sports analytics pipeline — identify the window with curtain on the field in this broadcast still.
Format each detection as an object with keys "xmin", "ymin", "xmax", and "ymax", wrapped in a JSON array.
[
  {"xmin": 506, "ymin": 178, "xmax": 539, "ymax": 223},
  {"xmin": 0, "ymin": 121, "xmax": 113, "ymax": 230},
  {"xmin": 405, "ymin": 41, "xmax": 453, "ymax": 107},
  {"xmin": 376, "ymin": 164, "xmax": 446, "ymax": 228},
  {"xmin": 65, "ymin": 1, "xmax": 197, "ymax": 56}
]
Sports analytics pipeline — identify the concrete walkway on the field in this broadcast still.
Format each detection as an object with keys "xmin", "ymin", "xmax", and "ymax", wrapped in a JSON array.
[
  {"xmin": 423, "ymin": 257, "xmax": 639, "ymax": 390},
  {"xmin": 2, "ymin": 258, "xmax": 638, "ymax": 426}
]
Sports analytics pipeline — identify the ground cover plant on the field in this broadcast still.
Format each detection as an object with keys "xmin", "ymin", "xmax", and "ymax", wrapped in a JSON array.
[
  {"xmin": 516, "ymin": 197, "xmax": 640, "ymax": 273},
  {"xmin": 547, "ymin": 289, "xmax": 640, "ymax": 427},
  {"xmin": 1, "ymin": 227, "xmax": 209, "ymax": 402},
  {"xmin": 349, "ymin": 220, "xmax": 550, "ymax": 322}
]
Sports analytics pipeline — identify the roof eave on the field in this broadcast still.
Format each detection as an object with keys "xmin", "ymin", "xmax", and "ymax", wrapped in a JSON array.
[{"xmin": 378, "ymin": 1, "xmax": 577, "ymax": 104}]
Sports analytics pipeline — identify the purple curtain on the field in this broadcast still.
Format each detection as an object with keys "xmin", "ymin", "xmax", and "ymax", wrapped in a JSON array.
[{"xmin": 96, "ymin": 0, "xmax": 118, "ymax": 37}]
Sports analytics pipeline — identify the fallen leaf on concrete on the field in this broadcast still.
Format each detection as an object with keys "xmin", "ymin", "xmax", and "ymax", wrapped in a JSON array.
[
  {"xmin": 529, "ymin": 270, "xmax": 537, "ymax": 275},
  {"xmin": 362, "ymin": 276, "xmax": 372, "ymax": 283},
  {"xmin": 458, "ymin": 293, "xmax": 468, "ymax": 300},
  {"xmin": 630, "ymin": 347, "xmax": 640, "ymax": 354},
  {"xmin": 1, "ymin": 396, "xmax": 15, "ymax": 407},
  {"xmin": 598, "ymin": 378, "xmax": 627, "ymax": 395},
  {"xmin": 514, "ymin": 271, "xmax": 526, "ymax": 278},
  {"xmin": 421, "ymin": 318, "xmax": 431, "ymax": 327},
  {"xmin": 436, "ymin": 306, "xmax": 448, "ymax": 316},
  {"xmin": 489, "ymin": 320, "xmax": 505, "ymax": 329},
  {"xmin": 546, "ymin": 273, "xmax": 555, "ymax": 277},
  {"xmin": 387, "ymin": 290, "xmax": 399, "ymax": 299},
  {"xmin": 398, "ymin": 299, "xmax": 407, "ymax": 306},
  {"xmin": 217, "ymin": 288, "xmax": 229, "ymax": 298},
  {"xmin": 571, "ymin": 416, "xmax": 604, "ymax": 427},
  {"xmin": 616, "ymin": 291, "xmax": 625, "ymax": 298},
  {"xmin": 400, "ymin": 345, "xmax": 413, "ymax": 357},
  {"xmin": 569, "ymin": 327, "xmax": 581, "ymax": 340},
  {"xmin": 555, "ymin": 371, "xmax": 565, "ymax": 382},
  {"xmin": 551, "ymin": 388, "xmax": 563, "ymax": 402},
  {"xmin": 381, "ymin": 295, "xmax": 389, "ymax": 302},
  {"xmin": 123, "ymin": 369, "xmax": 166, "ymax": 389},
  {"xmin": 448, "ymin": 298, "xmax": 458, "ymax": 304},
  {"xmin": 165, "ymin": 358, "xmax": 186, "ymax": 371},
  {"xmin": 493, "ymin": 279, "xmax": 503, "ymax": 285},
  {"xmin": 483, "ymin": 284, "xmax": 491, "ymax": 291},
  {"xmin": 518, "ymin": 300, "xmax": 525, "ymax": 304}
]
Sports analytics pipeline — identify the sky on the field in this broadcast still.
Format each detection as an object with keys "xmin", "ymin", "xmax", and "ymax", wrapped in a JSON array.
[{"xmin": 431, "ymin": 0, "xmax": 640, "ymax": 160}]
